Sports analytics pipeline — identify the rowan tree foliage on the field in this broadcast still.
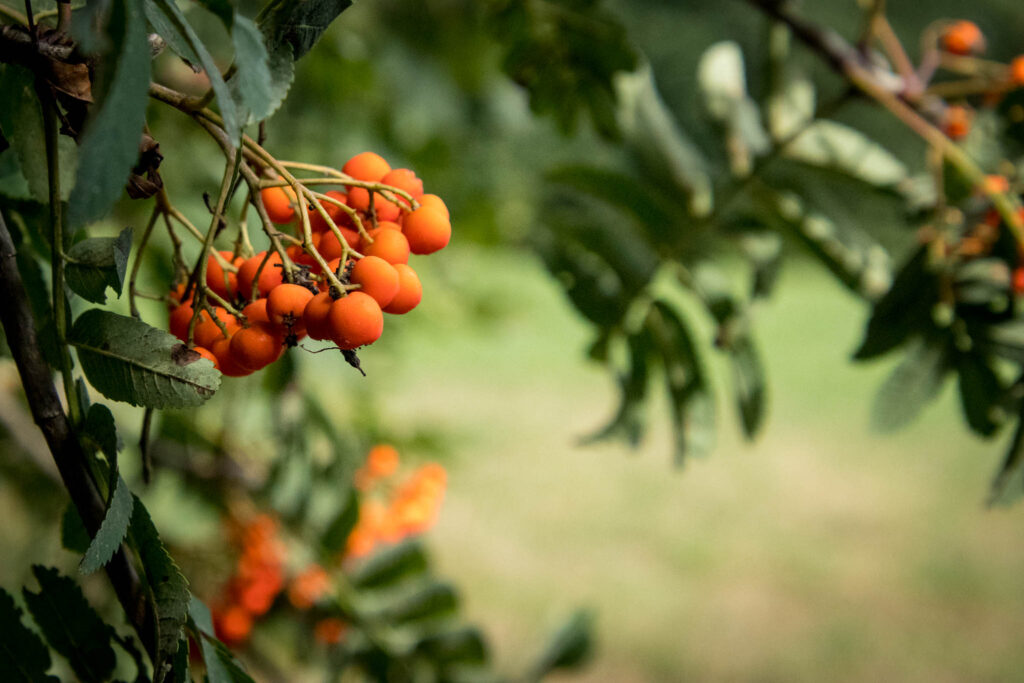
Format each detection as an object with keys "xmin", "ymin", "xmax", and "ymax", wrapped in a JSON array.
[{"xmin": 1, "ymin": 0, "xmax": 1024, "ymax": 680}]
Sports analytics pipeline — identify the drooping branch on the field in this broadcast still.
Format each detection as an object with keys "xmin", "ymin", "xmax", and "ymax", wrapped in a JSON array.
[{"xmin": 0, "ymin": 208, "xmax": 158, "ymax": 664}]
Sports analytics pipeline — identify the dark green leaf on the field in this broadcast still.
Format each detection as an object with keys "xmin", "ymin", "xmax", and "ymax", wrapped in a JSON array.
[
  {"xmin": 14, "ymin": 246, "xmax": 63, "ymax": 369},
  {"xmin": 200, "ymin": 636, "xmax": 255, "ymax": 683},
  {"xmin": 853, "ymin": 246, "xmax": 936, "ymax": 360},
  {"xmin": 415, "ymin": 626, "xmax": 488, "ymax": 666},
  {"xmin": 871, "ymin": 335, "xmax": 950, "ymax": 433},
  {"xmin": 369, "ymin": 582, "xmax": 458, "ymax": 625},
  {"xmin": 22, "ymin": 566, "xmax": 116, "ymax": 682},
  {"xmin": 583, "ymin": 329, "xmax": 650, "ymax": 447},
  {"xmin": 147, "ymin": 0, "xmax": 241, "ymax": 141},
  {"xmin": 229, "ymin": 16, "xmax": 276, "ymax": 122},
  {"xmin": 351, "ymin": 540, "xmax": 429, "ymax": 590},
  {"xmin": 989, "ymin": 403, "xmax": 1024, "ymax": 506},
  {"xmin": 143, "ymin": 0, "xmax": 199, "ymax": 69},
  {"xmin": 0, "ymin": 65, "xmax": 47, "ymax": 202},
  {"xmin": 68, "ymin": 0, "xmax": 151, "ymax": 228},
  {"xmin": 0, "ymin": 587, "xmax": 58, "ymax": 682},
  {"xmin": 526, "ymin": 610, "xmax": 593, "ymax": 680},
  {"xmin": 65, "ymin": 227, "xmax": 133, "ymax": 303},
  {"xmin": 171, "ymin": 637, "xmax": 190, "ymax": 683},
  {"xmin": 82, "ymin": 403, "xmax": 121, "ymax": 461},
  {"xmin": 61, "ymin": 504, "xmax": 90, "ymax": 554},
  {"xmin": 321, "ymin": 489, "xmax": 359, "ymax": 555},
  {"xmin": 69, "ymin": 309, "xmax": 221, "ymax": 409},
  {"xmin": 956, "ymin": 353, "xmax": 1004, "ymax": 438},
  {"xmin": 129, "ymin": 497, "xmax": 190, "ymax": 677},
  {"xmin": 80, "ymin": 475, "xmax": 134, "ymax": 575},
  {"xmin": 731, "ymin": 336, "xmax": 766, "ymax": 438}
]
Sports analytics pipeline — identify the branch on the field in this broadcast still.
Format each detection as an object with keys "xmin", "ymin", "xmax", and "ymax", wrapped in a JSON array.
[{"xmin": 0, "ymin": 208, "xmax": 159, "ymax": 664}]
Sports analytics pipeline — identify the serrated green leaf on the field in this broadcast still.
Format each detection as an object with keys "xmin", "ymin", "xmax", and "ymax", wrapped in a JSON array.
[
  {"xmin": 0, "ymin": 587, "xmax": 58, "ymax": 682},
  {"xmin": 731, "ymin": 336, "xmax": 765, "ymax": 438},
  {"xmin": 321, "ymin": 489, "xmax": 359, "ymax": 555},
  {"xmin": 229, "ymin": 16, "xmax": 275, "ymax": 122},
  {"xmin": 65, "ymin": 226, "xmax": 133, "ymax": 303},
  {"xmin": 148, "ymin": 0, "xmax": 241, "ymax": 141},
  {"xmin": 526, "ymin": 610, "xmax": 593, "ymax": 680},
  {"xmin": 22, "ymin": 566, "xmax": 116, "ymax": 683},
  {"xmin": 68, "ymin": 0, "xmax": 151, "ymax": 228},
  {"xmin": 80, "ymin": 475, "xmax": 134, "ymax": 575},
  {"xmin": 351, "ymin": 540, "xmax": 429, "ymax": 590},
  {"xmin": 129, "ymin": 497, "xmax": 190, "ymax": 679},
  {"xmin": 871, "ymin": 335, "xmax": 950, "ymax": 433},
  {"xmin": 61, "ymin": 504, "xmax": 90, "ymax": 554},
  {"xmin": 143, "ymin": 0, "xmax": 199, "ymax": 69},
  {"xmin": 69, "ymin": 309, "xmax": 220, "ymax": 409},
  {"xmin": 83, "ymin": 403, "xmax": 121, "ymax": 461}
]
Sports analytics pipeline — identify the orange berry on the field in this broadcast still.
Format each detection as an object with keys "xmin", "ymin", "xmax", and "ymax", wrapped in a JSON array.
[
  {"xmin": 319, "ymin": 227, "xmax": 360, "ymax": 261},
  {"xmin": 418, "ymin": 193, "xmax": 449, "ymax": 219},
  {"xmin": 343, "ymin": 152, "xmax": 391, "ymax": 182},
  {"xmin": 168, "ymin": 283, "xmax": 188, "ymax": 309},
  {"xmin": 242, "ymin": 298, "xmax": 271, "ymax": 326},
  {"xmin": 941, "ymin": 20, "xmax": 983, "ymax": 56},
  {"xmin": 362, "ymin": 227, "xmax": 410, "ymax": 265},
  {"xmin": 383, "ymin": 264, "xmax": 422, "ymax": 314},
  {"xmin": 206, "ymin": 251, "xmax": 242, "ymax": 301},
  {"xmin": 267, "ymin": 283, "xmax": 314, "ymax": 327},
  {"xmin": 982, "ymin": 175, "xmax": 1010, "ymax": 195},
  {"xmin": 366, "ymin": 444, "xmax": 399, "ymax": 478},
  {"xmin": 230, "ymin": 323, "xmax": 284, "ymax": 370},
  {"xmin": 194, "ymin": 307, "xmax": 240, "ymax": 350},
  {"xmin": 237, "ymin": 251, "xmax": 285, "ymax": 300},
  {"xmin": 193, "ymin": 346, "xmax": 219, "ymax": 370},
  {"xmin": 215, "ymin": 605, "xmax": 252, "ymax": 644},
  {"xmin": 261, "ymin": 186, "xmax": 297, "ymax": 224},
  {"xmin": 403, "ymin": 207, "xmax": 451, "ymax": 255},
  {"xmin": 1011, "ymin": 56, "xmax": 1024, "ymax": 86},
  {"xmin": 314, "ymin": 618, "xmax": 347, "ymax": 645},
  {"xmin": 350, "ymin": 256, "xmax": 400, "ymax": 307},
  {"xmin": 1014, "ymin": 266, "xmax": 1024, "ymax": 295},
  {"xmin": 303, "ymin": 292, "xmax": 336, "ymax": 340},
  {"xmin": 287, "ymin": 565, "xmax": 331, "ymax": 610},
  {"xmin": 169, "ymin": 303, "xmax": 195, "ymax": 342},
  {"xmin": 380, "ymin": 168, "xmax": 424, "ymax": 208},
  {"xmin": 211, "ymin": 337, "xmax": 253, "ymax": 377},
  {"xmin": 328, "ymin": 291, "xmax": 383, "ymax": 349},
  {"xmin": 943, "ymin": 105, "xmax": 971, "ymax": 140}
]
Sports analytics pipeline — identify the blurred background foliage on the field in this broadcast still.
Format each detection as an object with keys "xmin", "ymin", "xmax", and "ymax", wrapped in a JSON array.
[{"xmin": 4, "ymin": 0, "xmax": 1024, "ymax": 680}]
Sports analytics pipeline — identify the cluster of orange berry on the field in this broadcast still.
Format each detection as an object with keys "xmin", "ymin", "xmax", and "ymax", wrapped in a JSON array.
[
  {"xmin": 167, "ymin": 152, "xmax": 451, "ymax": 376},
  {"xmin": 209, "ymin": 446, "xmax": 447, "ymax": 647},
  {"xmin": 937, "ymin": 21, "xmax": 1024, "ymax": 140}
]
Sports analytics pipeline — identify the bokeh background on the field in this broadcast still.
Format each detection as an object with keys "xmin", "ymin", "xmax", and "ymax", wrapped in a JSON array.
[{"xmin": 4, "ymin": 0, "xmax": 1024, "ymax": 680}]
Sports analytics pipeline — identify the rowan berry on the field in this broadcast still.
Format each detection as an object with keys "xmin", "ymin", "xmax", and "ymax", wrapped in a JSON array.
[
  {"xmin": 343, "ymin": 152, "xmax": 391, "ymax": 182},
  {"xmin": 328, "ymin": 291, "xmax": 383, "ymax": 349},
  {"xmin": 1012, "ymin": 56, "xmax": 1024, "ymax": 87},
  {"xmin": 194, "ymin": 307, "xmax": 240, "ymax": 350},
  {"xmin": 215, "ymin": 605, "xmax": 253, "ymax": 645},
  {"xmin": 242, "ymin": 298, "xmax": 271, "ymax": 326},
  {"xmin": 403, "ymin": 207, "xmax": 451, "ymax": 255},
  {"xmin": 941, "ymin": 20, "xmax": 983, "ymax": 56},
  {"xmin": 350, "ymin": 256, "xmax": 400, "ymax": 307},
  {"xmin": 287, "ymin": 565, "xmax": 331, "ymax": 610},
  {"xmin": 212, "ymin": 337, "xmax": 253, "ymax": 377},
  {"xmin": 230, "ymin": 323, "xmax": 284, "ymax": 370},
  {"xmin": 169, "ymin": 302, "xmax": 195, "ymax": 342},
  {"xmin": 238, "ymin": 251, "xmax": 285, "ymax": 300},
  {"xmin": 379, "ymin": 168, "xmax": 424, "ymax": 207},
  {"xmin": 267, "ymin": 283, "xmax": 314, "ymax": 327},
  {"xmin": 418, "ymin": 193, "xmax": 449, "ymax": 219},
  {"xmin": 260, "ymin": 186, "xmax": 297, "ymax": 224},
  {"xmin": 303, "ymin": 291, "xmax": 335, "ymax": 340},
  {"xmin": 383, "ymin": 264, "xmax": 422, "ymax": 314},
  {"xmin": 193, "ymin": 346, "xmax": 219, "ymax": 370},
  {"xmin": 362, "ymin": 226, "xmax": 410, "ymax": 265},
  {"xmin": 319, "ymin": 227, "xmax": 360, "ymax": 261},
  {"xmin": 314, "ymin": 618, "xmax": 346, "ymax": 645},
  {"xmin": 206, "ymin": 251, "xmax": 242, "ymax": 300},
  {"xmin": 943, "ymin": 105, "xmax": 971, "ymax": 140},
  {"xmin": 347, "ymin": 187, "xmax": 402, "ymax": 222}
]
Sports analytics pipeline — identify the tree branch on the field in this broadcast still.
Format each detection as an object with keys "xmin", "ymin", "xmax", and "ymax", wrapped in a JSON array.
[{"xmin": 0, "ymin": 208, "xmax": 158, "ymax": 664}]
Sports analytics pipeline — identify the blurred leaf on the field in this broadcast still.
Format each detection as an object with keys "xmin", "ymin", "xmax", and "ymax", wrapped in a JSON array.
[
  {"xmin": 0, "ymin": 587, "xmax": 58, "ymax": 682},
  {"xmin": 65, "ymin": 226, "xmax": 132, "ymax": 303},
  {"xmin": 785, "ymin": 120, "xmax": 908, "ymax": 188},
  {"xmin": 616, "ymin": 66, "xmax": 713, "ymax": 217},
  {"xmin": 979, "ymin": 320, "xmax": 1024, "ymax": 364},
  {"xmin": 370, "ymin": 582, "xmax": 458, "ymax": 625},
  {"xmin": 584, "ymin": 329, "xmax": 650, "ymax": 447},
  {"xmin": 80, "ymin": 475, "xmax": 133, "ymax": 575},
  {"xmin": 0, "ymin": 137, "xmax": 32, "ymax": 200},
  {"xmin": 415, "ymin": 626, "xmax": 488, "ymax": 666},
  {"xmin": 129, "ymin": 497, "xmax": 190, "ymax": 676},
  {"xmin": 61, "ymin": 504, "xmax": 90, "ymax": 554},
  {"xmin": 144, "ymin": 0, "xmax": 199, "ymax": 69},
  {"xmin": 739, "ymin": 231, "xmax": 783, "ymax": 299},
  {"xmin": 171, "ymin": 638, "xmax": 190, "ymax": 683},
  {"xmin": 321, "ymin": 489, "xmax": 359, "ymax": 555},
  {"xmin": 14, "ymin": 247, "xmax": 62, "ymax": 369},
  {"xmin": 22, "ymin": 566, "xmax": 116, "ymax": 683},
  {"xmin": 871, "ymin": 335, "xmax": 950, "ymax": 433},
  {"xmin": 956, "ymin": 352, "xmax": 1003, "ymax": 437},
  {"xmin": 68, "ymin": 0, "xmax": 151, "ymax": 228},
  {"xmin": 730, "ymin": 336, "xmax": 766, "ymax": 438},
  {"xmin": 147, "ymin": 0, "xmax": 241, "ymax": 141},
  {"xmin": 201, "ymin": 637, "xmax": 255, "ymax": 683},
  {"xmin": 0, "ymin": 65, "xmax": 47, "ymax": 202},
  {"xmin": 853, "ymin": 246, "xmax": 936, "ymax": 360},
  {"xmin": 697, "ymin": 41, "xmax": 769, "ymax": 172},
  {"xmin": 351, "ymin": 540, "xmax": 428, "ymax": 590},
  {"xmin": 69, "ymin": 309, "xmax": 221, "ymax": 409},
  {"xmin": 526, "ymin": 610, "xmax": 593, "ymax": 681},
  {"xmin": 989, "ymin": 401, "xmax": 1024, "ymax": 506},
  {"xmin": 534, "ymin": 233, "xmax": 626, "ymax": 327}
]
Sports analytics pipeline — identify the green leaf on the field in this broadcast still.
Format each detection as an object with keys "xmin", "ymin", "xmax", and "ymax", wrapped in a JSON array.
[
  {"xmin": 871, "ymin": 335, "xmax": 950, "ymax": 433},
  {"xmin": 785, "ymin": 120, "xmax": 908, "ymax": 188},
  {"xmin": 229, "ymin": 16, "xmax": 276, "ymax": 122},
  {"xmin": 65, "ymin": 226, "xmax": 133, "ymax": 303},
  {"xmin": 14, "ymin": 246, "xmax": 63, "ymax": 369},
  {"xmin": 583, "ymin": 329, "xmax": 650, "ymax": 448},
  {"xmin": 69, "ymin": 309, "xmax": 221, "ymax": 409},
  {"xmin": 956, "ymin": 353, "xmax": 1003, "ymax": 438},
  {"xmin": 61, "ymin": 504, "xmax": 90, "ymax": 554},
  {"xmin": 989, "ymin": 404, "xmax": 1024, "ymax": 506},
  {"xmin": 82, "ymin": 403, "xmax": 121, "ymax": 461},
  {"xmin": 351, "ymin": 540, "xmax": 429, "ymax": 590},
  {"xmin": 147, "ymin": 0, "xmax": 241, "ymax": 141},
  {"xmin": 80, "ymin": 475, "xmax": 134, "ymax": 575},
  {"xmin": 0, "ymin": 587, "xmax": 58, "ymax": 682},
  {"xmin": 730, "ymin": 336, "xmax": 766, "ymax": 438},
  {"xmin": 187, "ymin": 601, "xmax": 254, "ymax": 683},
  {"xmin": 526, "ymin": 610, "xmax": 594, "ymax": 680},
  {"xmin": 22, "ymin": 566, "xmax": 116, "ymax": 683},
  {"xmin": 143, "ymin": 0, "xmax": 199, "ymax": 69},
  {"xmin": 129, "ymin": 497, "xmax": 190, "ymax": 679},
  {"xmin": 415, "ymin": 626, "xmax": 488, "ymax": 666},
  {"xmin": 0, "ymin": 65, "xmax": 47, "ymax": 202},
  {"xmin": 68, "ymin": 0, "xmax": 151, "ymax": 228},
  {"xmin": 853, "ymin": 246, "xmax": 936, "ymax": 359},
  {"xmin": 369, "ymin": 581, "xmax": 458, "ymax": 625},
  {"xmin": 321, "ymin": 489, "xmax": 359, "ymax": 555},
  {"xmin": 697, "ymin": 41, "xmax": 770, "ymax": 171},
  {"xmin": 257, "ymin": 0, "xmax": 354, "ymax": 121}
]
